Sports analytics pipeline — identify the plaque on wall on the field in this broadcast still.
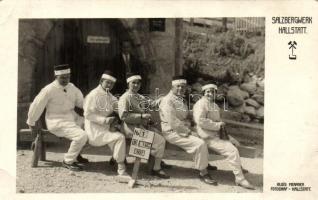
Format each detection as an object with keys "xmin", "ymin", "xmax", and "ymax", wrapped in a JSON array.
[
  {"xmin": 87, "ymin": 36, "xmax": 110, "ymax": 44},
  {"xmin": 149, "ymin": 18, "xmax": 165, "ymax": 32}
]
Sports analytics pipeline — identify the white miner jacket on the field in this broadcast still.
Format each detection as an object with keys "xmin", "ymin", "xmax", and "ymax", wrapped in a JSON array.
[
  {"xmin": 193, "ymin": 96, "xmax": 223, "ymax": 139},
  {"xmin": 27, "ymin": 80, "xmax": 84, "ymax": 131},
  {"xmin": 83, "ymin": 85, "xmax": 119, "ymax": 146},
  {"xmin": 159, "ymin": 91, "xmax": 192, "ymax": 135}
]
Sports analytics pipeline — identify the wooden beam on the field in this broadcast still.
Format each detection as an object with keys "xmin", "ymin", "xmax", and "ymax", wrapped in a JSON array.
[
  {"xmin": 174, "ymin": 18, "xmax": 184, "ymax": 76},
  {"xmin": 128, "ymin": 158, "xmax": 141, "ymax": 188},
  {"xmin": 223, "ymin": 119, "xmax": 264, "ymax": 130}
]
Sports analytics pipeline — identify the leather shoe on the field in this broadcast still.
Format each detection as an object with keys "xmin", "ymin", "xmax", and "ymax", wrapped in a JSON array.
[
  {"xmin": 161, "ymin": 161, "xmax": 173, "ymax": 169},
  {"xmin": 199, "ymin": 174, "xmax": 218, "ymax": 185},
  {"xmin": 62, "ymin": 160, "xmax": 83, "ymax": 171},
  {"xmin": 109, "ymin": 157, "xmax": 128, "ymax": 166},
  {"xmin": 76, "ymin": 154, "xmax": 89, "ymax": 163},
  {"xmin": 207, "ymin": 164, "xmax": 218, "ymax": 171},
  {"xmin": 117, "ymin": 172, "xmax": 132, "ymax": 180},
  {"xmin": 151, "ymin": 169, "xmax": 170, "ymax": 179},
  {"xmin": 109, "ymin": 157, "xmax": 116, "ymax": 166},
  {"xmin": 236, "ymin": 179, "xmax": 255, "ymax": 190}
]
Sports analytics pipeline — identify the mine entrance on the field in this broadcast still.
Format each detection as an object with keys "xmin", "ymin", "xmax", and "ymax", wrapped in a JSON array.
[{"xmin": 38, "ymin": 19, "xmax": 131, "ymax": 95}]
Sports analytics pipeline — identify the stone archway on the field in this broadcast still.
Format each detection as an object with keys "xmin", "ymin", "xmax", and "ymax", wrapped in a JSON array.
[
  {"xmin": 18, "ymin": 19, "xmax": 154, "ymax": 102},
  {"xmin": 17, "ymin": 19, "xmax": 155, "ymax": 130}
]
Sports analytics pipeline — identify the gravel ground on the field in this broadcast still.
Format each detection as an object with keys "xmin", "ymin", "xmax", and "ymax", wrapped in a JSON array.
[{"xmin": 16, "ymin": 141, "xmax": 263, "ymax": 193}]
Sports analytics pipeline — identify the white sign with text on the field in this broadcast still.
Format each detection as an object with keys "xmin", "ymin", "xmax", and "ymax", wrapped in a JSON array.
[
  {"xmin": 129, "ymin": 128, "xmax": 155, "ymax": 160},
  {"xmin": 87, "ymin": 36, "xmax": 110, "ymax": 44}
]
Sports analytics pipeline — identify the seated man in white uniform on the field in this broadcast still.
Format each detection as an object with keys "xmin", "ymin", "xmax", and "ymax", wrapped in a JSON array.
[
  {"xmin": 27, "ymin": 64, "xmax": 88, "ymax": 171},
  {"xmin": 193, "ymin": 83, "xmax": 255, "ymax": 190},
  {"xmin": 118, "ymin": 73, "xmax": 170, "ymax": 179},
  {"xmin": 83, "ymin": 70, "xmax": 129, "ymax": 178},
  {"xmin": 159, "ymin": 75, "xmax": 217, "ymax": 185}
]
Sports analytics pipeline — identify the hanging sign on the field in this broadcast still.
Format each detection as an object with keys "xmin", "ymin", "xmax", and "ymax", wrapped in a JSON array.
[
  {"xmin": 87, "ymin": 36, "xmax": 110, "ymax": 44},
  {"xmin": 149, "ymin": 18, "xmax": 166, "ymax": 32}
]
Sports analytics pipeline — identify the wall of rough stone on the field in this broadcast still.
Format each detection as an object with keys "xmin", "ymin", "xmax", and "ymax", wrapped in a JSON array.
[
  {"xmin": 147, "ymin": 19, "xmax": 176, "ymax": 95},
  {"xmin": 18, "ymin": 20, "xmax": 54, "ymax": 103},
  {"xmin": 123, "ymin": 18, "xmax": 177, "ymax": 95},
  {"xmin": 17, "ymin": 20, "xmax": 54, "ymax": 131}
]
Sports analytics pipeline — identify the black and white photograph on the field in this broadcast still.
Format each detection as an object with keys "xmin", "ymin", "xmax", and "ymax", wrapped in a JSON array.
[
  {"xmin": 16, "ymin": 17, "xmax": 264, "ymax": 193},
  {"xmin": 1, "ymin": 0, "xmax": 318, "ymax": 199}
]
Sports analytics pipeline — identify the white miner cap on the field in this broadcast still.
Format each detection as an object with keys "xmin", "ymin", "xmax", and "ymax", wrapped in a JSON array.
[
  {"xmin": 101, "ymin": 70, "xmax": 116, "ymax": 82},
  {"xmin": 172, "ymin": 75, "xmax": 187, "ymax": 85},
  {"xmin": 126, "ymin": 74, "xmax": 142, "ymax": 83},
  {"xmin": 202, "ymin": 83, "xmax": 218, "ymax": 91},
  {"xmin": 54, "ymin": 64, "xmax": 71, "ymax": 76}
]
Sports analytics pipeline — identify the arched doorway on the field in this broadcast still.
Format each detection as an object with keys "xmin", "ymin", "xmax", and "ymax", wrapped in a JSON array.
[{"xmin": 38, "ymin": 19, "xmax": 139, "ymax": 96}]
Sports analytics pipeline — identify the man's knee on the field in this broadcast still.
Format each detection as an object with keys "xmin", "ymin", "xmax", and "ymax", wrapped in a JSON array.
[
  {"xmin": 194, "ymin": 139, "xmax": 209, "ymax": 156},
  {"xmin": 195, "ymin": 137, "xmax": 207, "ymax": 149},
  {"xmin": 117, "ymin": 133, "xmax": 126, "ymax": 143},
  {"xmin": 156, "ymin": 133, "xmax": 166, "ymax": 147},
  {"xmin": 76, "ymin": 132, "xmax": 88, "ymax": 144},
  {"xmin": 226, "ymin": 142, "xmax": 238, "ymax": 152},
  {"xmin": 224, "ymin": 142, "xmax": 240, "ymax": 157},
  {"xmin": 232, "ymin": 147, "xmax": 240, "ymax": 157}
]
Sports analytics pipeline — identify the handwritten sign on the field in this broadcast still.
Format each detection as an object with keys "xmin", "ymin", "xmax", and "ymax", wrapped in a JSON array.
[
  {"xmin": 129, "ymin": 128, "xmax": 155, "ymax": 160},
  {"xmin": 87, "ymin": 36, "xmax": 110, "ymax": 44}
]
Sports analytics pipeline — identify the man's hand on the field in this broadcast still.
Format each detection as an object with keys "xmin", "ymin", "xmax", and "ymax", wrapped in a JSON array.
[
  {"xmin": 109, "ymin": 123, "xmax": 121, "ymax": 132},
  {"xmin": 184, "ymin": 121, "xmax": 191, "ymax": 127},
  {"xmin": 179, "ymin": 131, "xmax": 191, "ymax": 138},
  {"xmin": 220, "ymin": 122, "xmax": 226, "ymax": 128},
  {"xmin": 190, "ymin": 131, "xmax": 200, "ymax": 138},
  {"xmin": 29, "ymin": 124, "xmax": 40, "ymax": 131},
  {"xmin": 141, "ymin": 113, "xmax": 152, "ymax": 120},
  {"xmin": 141, "ymin": 113, "xmax": 152, "ymax": 126},
  {"xmin": 105, "ymin": 117, "xmax": 116, "ymax": 125},
  {"xmin": 29, "ymin": 124, "xmax": 40, "ymax": 137}
]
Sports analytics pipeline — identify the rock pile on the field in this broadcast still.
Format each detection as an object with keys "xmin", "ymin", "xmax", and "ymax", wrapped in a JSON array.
[{"xmin": 183, "ymin": 24, "xmax": 264, "ymax": 124}]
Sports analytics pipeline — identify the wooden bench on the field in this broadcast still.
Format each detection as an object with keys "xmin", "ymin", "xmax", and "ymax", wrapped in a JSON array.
[
  {"xmin": 19, "ymin": 119, "xmax": 262, "ymax": 168},
  {"xmin": 19, "ymin": 129, "xmax": 49, "ymax": 167}
]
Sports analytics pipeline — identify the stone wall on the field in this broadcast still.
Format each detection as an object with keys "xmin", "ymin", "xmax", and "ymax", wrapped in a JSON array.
[
  {"xmin": 18, "ymin": 20, "xmax": 54, "ymax": 103},
  {"xmin": 123, "ymin": 18, "xmax": 177, "ymax": 95},
  {"xmin": 18, "ymin": 20, "xmax": 54, "ymax": 130},
  {"xmin": 147, "ymin": 19, "xmax": 176, "ymax": 95}
]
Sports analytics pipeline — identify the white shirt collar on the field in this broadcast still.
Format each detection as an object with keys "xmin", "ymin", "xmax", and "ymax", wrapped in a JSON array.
[
  {"xmin": 169, "ymin": 90, "xmax": 185, "ymax": 101},
  {"xmin": 122, "ymin": 53, "xmax": 130, "ymax": 60},
  {"xmin": 53, "ymin": 80, "xmax": 69, "ymax": 89},
  {"xmin": 97, "ymin": 84, "xmax": 113, "ymax": 95}
]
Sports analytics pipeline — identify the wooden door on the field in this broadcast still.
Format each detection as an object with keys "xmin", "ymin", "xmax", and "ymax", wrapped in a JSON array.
[
  {"xmin": 41, "ymin": 19, "xmax": 124, "ymax": 96},
  {"xmin": 64, "ymin": 19, "xmax": 120, "ymax": 95}
]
